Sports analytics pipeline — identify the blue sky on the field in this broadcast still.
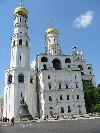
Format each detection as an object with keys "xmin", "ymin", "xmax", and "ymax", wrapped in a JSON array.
[{"xmin": 0, "ymin": 0, "xmax": 100, "ymax": 95}]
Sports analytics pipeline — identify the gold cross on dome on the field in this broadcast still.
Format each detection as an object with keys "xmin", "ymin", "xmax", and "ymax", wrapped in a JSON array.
[
  {"xmin": 50, "ymin": 19, "xmax": 53, "ymax": 27},
  {"xmin": 20, "ymin": 0, "xmax": 22, "ymax": 6}
]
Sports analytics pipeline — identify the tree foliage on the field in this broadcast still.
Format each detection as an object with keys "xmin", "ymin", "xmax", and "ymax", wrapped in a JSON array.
[
  {"xmin": 83, "ymin": 80, "xmax": 100, "ymax": 113},
  {"xmin": 83, "ymin": 80, "xmax": 96, "ymax": 113},
  {"xmin": 92, "ymin": 104, "xmax": 100, "ymax": 113}
]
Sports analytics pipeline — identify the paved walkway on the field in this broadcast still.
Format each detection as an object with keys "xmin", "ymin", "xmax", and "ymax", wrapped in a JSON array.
[{"xmin": 0, "ymin": 118, "xmax": 100, "ymax": 133}]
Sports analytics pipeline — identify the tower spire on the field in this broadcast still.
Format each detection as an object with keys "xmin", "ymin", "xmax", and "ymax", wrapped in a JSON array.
[{"xmin": 20, "ymin": 0, "xmax": 22, "ymax": 6}]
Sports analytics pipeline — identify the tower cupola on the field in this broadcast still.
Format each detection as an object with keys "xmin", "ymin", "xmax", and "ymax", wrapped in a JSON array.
[
  {"xmin": 14, "ymin": 0, "xmax": 28, "ymax": 18},
  {"xmin": 45, "ymin": 26, "xmax": 62, "ymax": 55},
  {"xmin": 45, "ymin": 27, "xmax": 59, "ymax": 35}
]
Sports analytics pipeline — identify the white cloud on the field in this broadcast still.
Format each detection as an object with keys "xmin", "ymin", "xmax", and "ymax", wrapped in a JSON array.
[
  {"xmin": 30, "ymin": 59, "xmax": 36, "ymax": 69},
  {"xmin": 73, "ymin": 11, "xmax": 94, "ymax": 28}
]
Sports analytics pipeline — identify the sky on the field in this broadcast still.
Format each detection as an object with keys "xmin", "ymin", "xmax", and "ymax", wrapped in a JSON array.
[{"xmin": 0, "ymin": 0, "xmax": 100, "ymax": 95}]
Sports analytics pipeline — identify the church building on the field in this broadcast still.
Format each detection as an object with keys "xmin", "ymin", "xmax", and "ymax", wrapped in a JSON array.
[{"xmin": 3, "ymin": 1, "xmax": 95, "ymax": 119}]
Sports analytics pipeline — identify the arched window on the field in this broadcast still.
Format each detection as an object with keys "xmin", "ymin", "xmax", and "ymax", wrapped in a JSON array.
[
  {"xmin": 68, "ymin": 106, "xmax": 71, "ymax": 113},
  {"xmin": 18, "ymin": 73, "xmax": 24, "ymax": 83},
  {"xmin": 78, "ymin": 64, "xmax": 83, "ymax": 70},
  {"xmin": 88, "ymin": 66, "xmax": 91, "ymax": 70},
  {"xmin": 41, "ymin": 57, "xmax": 48, "ymax": 62},
  {"xmin": 65, "ymin": 58, "xmax": 71, "ymax": 63},
  {"xmin": 48, "ymin": 84, "xmax": 51, "ymax": 89},
  {"xmin": 78, "ymin": 64, "xmax": 84, "ymax": 75},
  {"xmin": 43, "ymin": 64, "xmax": 47, "ymax": 70},
  {"xmin": 52, "ymin": 58, "xmax": 61, "ymax": 70},
  {"xmin": 61, "ymin": 107, "xmax": 64, "ymax": 113},
  {"xmin": 20, "ymin": 17, "xmax": 21, "ymax": 22},
  {"xmin": 60, "ymin": 95, "xmax": 63, "ymax": 100},
  {"xmin": 67, "ymin": 95, "xmax": 69, "ymax": 100},
  {"xmin": 21, "ymin": 93, "xmax": 22, "ymax": 97},
  {"xmin": 66, "ymin": 84, "xmax": 68, "ymax": 89},
  {"xmin": 59, "ymin": 84, "xmax": 61, "ymax": 89},
  {"xmin": 30, "ymin": 76, "xmax": 33, "ymax": 84},
  {"xmin": 49, "ymin": 96, "xmax": 52, "ymax": 101},
  {"xmin": 19, "ymin": 39, "xmax": 22, "ymax": 45},
  {"xmin": 8, "ymin": 74, "xmax": 12, "ymax": 84},
  {"xmin": 13, "ymin": 40, "xmax": 15, "ymax": 46},
  {"xmin": 48, "ymin": 75, "xmax": 50, "ymax": 79},
  {"xmin": 20, "ymin": 55, "xmax": 21, "ymax": 60}
]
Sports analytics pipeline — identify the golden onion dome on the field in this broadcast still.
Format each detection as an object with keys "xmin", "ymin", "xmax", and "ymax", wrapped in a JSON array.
[
  {"xmin": 45, "ymin": 27, "xmax": 59, "ymax": 35},
  {"xmin": 14, "ymin": 6, "xmax": 28, "ymax": 17}
]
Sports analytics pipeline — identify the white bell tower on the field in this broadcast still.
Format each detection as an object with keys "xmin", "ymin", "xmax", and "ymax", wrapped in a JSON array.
[
  {"xmin": 45, "ymin": 27, "xmax": 62, "ymax": 55},
  {"xmin": 3, "ymin": 1, "xmax": 37, "ymax": 119},
  {"xmin": 10, "ymin": 1, "xmax": 30, "ymax": 68}
]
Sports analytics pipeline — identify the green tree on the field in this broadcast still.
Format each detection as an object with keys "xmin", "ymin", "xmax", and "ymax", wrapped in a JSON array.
[
  {"xmin": 95, "ymin": 87, "xmax": 100, "ymax": 104},
  {"xmin": 83, "ymin": 80, "xmax": 96, "ymax": 113},
  {"xmin": 91, "ymin": 87, "xmax": 100, "ymax": 112},
  {"xmin": 92, "ymin": 104, "xmax": 100, "ymax": 113}
]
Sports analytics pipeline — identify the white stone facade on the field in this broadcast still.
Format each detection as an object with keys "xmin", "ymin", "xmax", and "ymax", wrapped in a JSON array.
[
  {"xmin": 3, "ymin": 3, "xmax": 37, "ymax": 119},
  {"xmin": 3, "ymin": 3, "xmax": 95, "ymax": 120}
]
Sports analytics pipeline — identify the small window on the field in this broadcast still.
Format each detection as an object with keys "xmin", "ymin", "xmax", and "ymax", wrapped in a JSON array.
[
  {"xmin": 77, "ymin": 95, "xmax": 79, "ymax": 99},
  {"xmin": 50, "ymin": 107, "xmax": 53, "ymax": 109},
  {"xmin": 68, "ymin": 106, "xmax": 71, "ymax": 113},
  {"xmin": 76, "ymin": 84, "xmax": 78, "ymax": 88},
  {"xmin": 21, "ymin": 93, "xmax": 22, "ymax": 97},
  {"xmin": 25, "ymin": 19, "xmax": 26, "ymax": 23},
  {"xmin": 43, "ymin": 64, "xmax": 47, "ymax": 70},
  {"xmin": 60, "ymin": 95, "xmax": 63, "ymax": 100},
  {"xmin": 20, "ymin": 17, "xmax": 21, "ymax": 22},
  {"xmin": 90, "ymin": 71, "xmax": 91, "ymax": 74},
  {"xmin": 68, "ymin": 65, "xmax": 70, "ymax": 68},
  {"xmin": 75, "ymin": 75, "xmax": 76, "ymax": 79},
  {"xmin": 41, "ymin": 57, "xmax": 48, "ymax": 62},
  {"xmin": 48, "ymin": 75, "xmax": 50, "ymax": 79},
  {"xmin": 66, "ymin": 84, "xmax": 68, "ymax": 89},
  {"xmin": 8, "ymin": 74, "xmax": 12, "ymax": 84},
  {"xmin": 88, "ymin": 67, "xmax": 91, "ymax": 69},
  {"xmin": 78, "ymin": 57, "xmax": 79, "ymax": 59},
  {"xmin": 65, "ymin": 58, "xmax": 71, "ymax": 63},
  {"xmin": 49, "ymin": 84, "xmax": 51, "ymax": 89},
  {"xmin": 59, "ymin": 84, "xmax": 61, "ymax": 89},
  {"xmin": 78, "ymin": 65, "xmax": 83, "ymax": 70},
  {"xmin": 13, "ymin": 40, "xmax": 15, "ymax": 46},
  {"xmin": 19, "ymin": 39, "xmax": 22, "ymax": 45},
  {"xmin": 18, "ymin": 73, "xmax": 24, "ymax": 83},
  {"xmin": 67, "ymin": 95, "xmax": 69, "ymax": 100},
  {"xmin": 54, "ymin": 38, "xmax": 55, "ymax": 41},
  {"xmin": 30, "ymin": 76, "xmax": 33, "ymax": 84},
  {"xmin": 26, "ymin": 40, "xmax": 28, "ymax": 46},
  {"xmin": 61, "ymin": 107, "xmax": 64, "ymax": 113},
  {"xmin": 49, "ymin": 96, "xmax": 52, "ymax": 101},
  {"xmin": 20, "ymin": 55, "xmax": 21, "ymax": 60}
]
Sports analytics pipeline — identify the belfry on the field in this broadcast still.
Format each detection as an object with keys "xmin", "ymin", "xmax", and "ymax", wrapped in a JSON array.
[{"xmin": 3, "ymin": 1, "xmax": 95, "ymax": 120}]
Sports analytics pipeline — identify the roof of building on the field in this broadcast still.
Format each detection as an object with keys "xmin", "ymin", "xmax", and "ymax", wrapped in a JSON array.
[
  {"xmin": 45, "ymin": 27, "xmax": 59, "ymax": 35},
  {"xmin": 14, "ymin": 5, "xmax": 28, "ymax": 17}
]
